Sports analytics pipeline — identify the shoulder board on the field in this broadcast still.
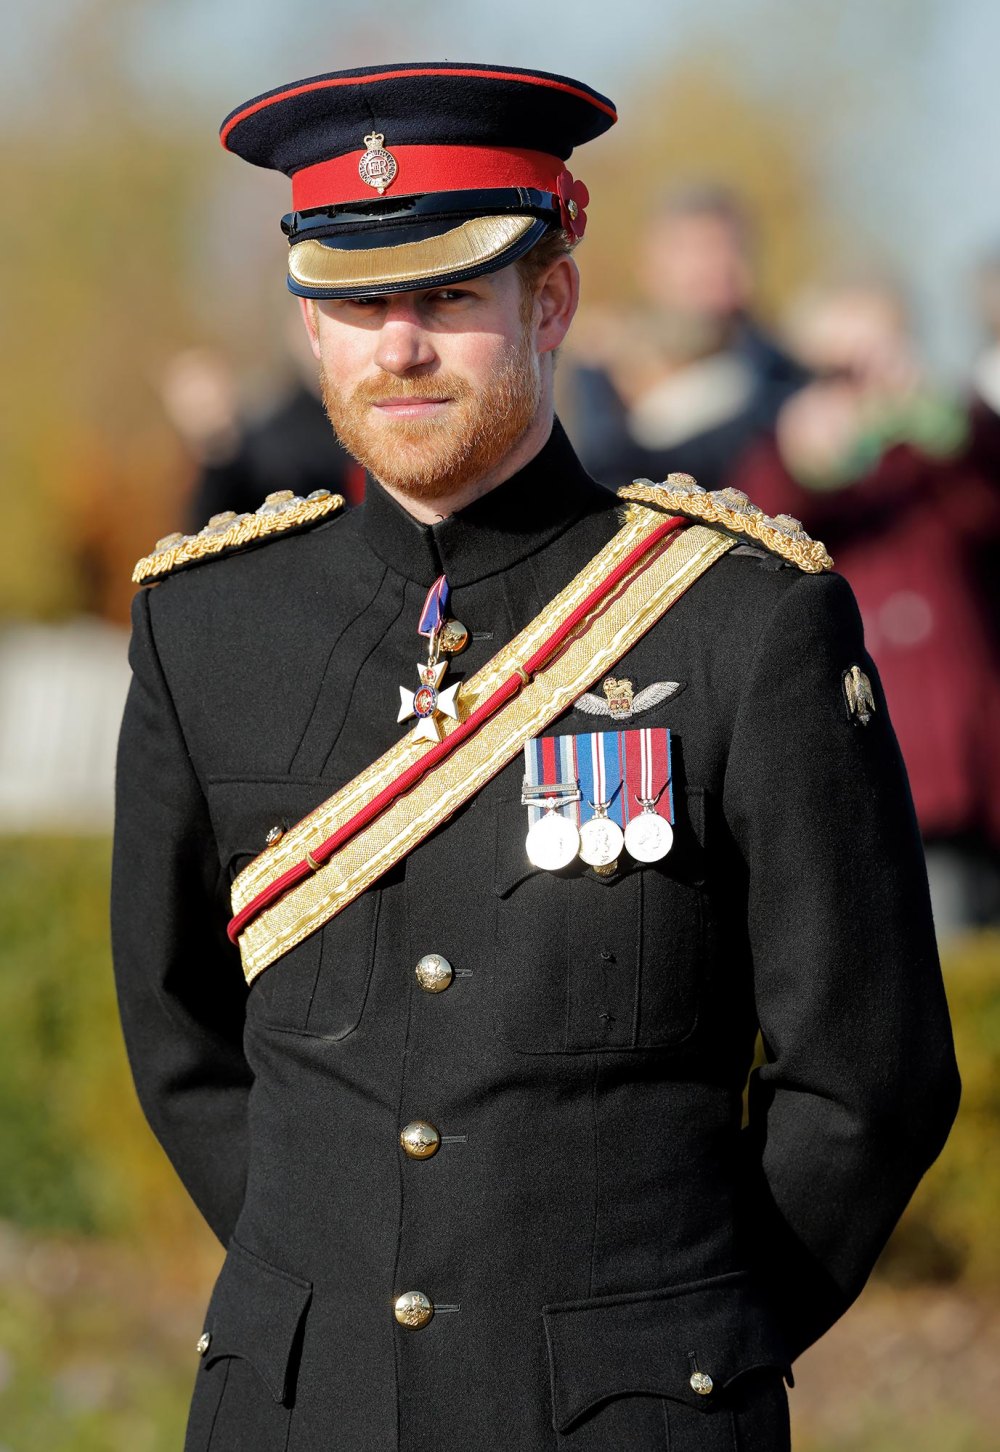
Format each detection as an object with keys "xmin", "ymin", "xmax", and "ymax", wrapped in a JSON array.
[
  {"xmin": 618, "ymin": 475, "xmax": 833, "ymax": 574},
  {"xmin": 132, "ymin": 489, "xmax": 345, "ymax": 586}
]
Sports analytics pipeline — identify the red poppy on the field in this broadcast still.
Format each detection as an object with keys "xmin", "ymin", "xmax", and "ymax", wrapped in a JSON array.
[{"xmin": 556, "ymin": 169, "xmax": 589, "ymax": 239}]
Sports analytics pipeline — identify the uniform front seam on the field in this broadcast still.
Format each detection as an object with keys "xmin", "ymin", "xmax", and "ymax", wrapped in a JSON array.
[{"xmin": 588, "ymin": 1053, "xmax": 600, "ymax": 1298}]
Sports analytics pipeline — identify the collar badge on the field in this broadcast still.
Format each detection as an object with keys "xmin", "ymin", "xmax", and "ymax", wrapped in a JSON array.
[
  {"xmin": 359, "ymin": 133, "xmax": 398, "ymax": 194},
  {"xmin": 843, "ymin": 664, "xmax": 876, "ymax": 725}
]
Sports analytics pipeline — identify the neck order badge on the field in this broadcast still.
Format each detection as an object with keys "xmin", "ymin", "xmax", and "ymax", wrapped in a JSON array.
[{"xmin": 398, "ymin": 576, "xmax": 462, "ymax": 743}]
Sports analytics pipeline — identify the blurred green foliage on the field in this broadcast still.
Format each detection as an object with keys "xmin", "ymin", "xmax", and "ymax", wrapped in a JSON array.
[
  {"xmin": 877, "ymin": 932, "xmax": 1000, "ymax": 1289},
  {"xmin": 0, "ymin": 836, "xmax": 216, "ymax": 1259},
  {"xmin": 0, "ymin": 1238, "xmax": 194, "ymax": 1452}
]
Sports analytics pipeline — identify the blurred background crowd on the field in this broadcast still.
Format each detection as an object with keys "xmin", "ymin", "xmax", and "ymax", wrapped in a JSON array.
[{"xmin": 2, "ymin": 1, "xmax": 1000, "ymax": 1449}]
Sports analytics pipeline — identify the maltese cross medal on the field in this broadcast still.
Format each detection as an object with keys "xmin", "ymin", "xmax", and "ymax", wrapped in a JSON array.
[{"xmin": 398, "ymin": 661, "xmax": 461, "ymax": 743}]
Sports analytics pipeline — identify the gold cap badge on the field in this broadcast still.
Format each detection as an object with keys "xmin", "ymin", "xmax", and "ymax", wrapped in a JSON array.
[{"xmin": 358, "ymin": 133, "xmax": 398, "ymax": 194}]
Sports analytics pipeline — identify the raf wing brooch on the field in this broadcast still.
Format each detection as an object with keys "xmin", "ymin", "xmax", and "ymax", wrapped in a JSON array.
[
  {"xmin": 576, "ymin": 676, "xmax": 683, "ymax": 721},
  {"xmin": 132, "ymin": 489, "xmax": 345, "ymax": 585}
]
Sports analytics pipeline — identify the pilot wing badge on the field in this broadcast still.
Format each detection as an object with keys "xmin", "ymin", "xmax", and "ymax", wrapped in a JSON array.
[{"xmin": 575, "ymin": 676, "xmax": 684, "ymax": 722}]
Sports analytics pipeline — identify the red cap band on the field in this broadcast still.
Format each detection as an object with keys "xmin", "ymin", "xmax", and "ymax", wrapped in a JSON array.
[{"xmin": 291, "ymin": 144, "xmax": 564, "ymax": 210}]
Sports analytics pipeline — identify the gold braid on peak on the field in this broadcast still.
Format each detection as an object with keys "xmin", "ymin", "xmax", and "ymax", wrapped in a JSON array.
[
  {"xmin": 132, "ymin": 490, "xmax": 346, "ymax": 585},
  {"xmin": 618, "ymin": 475, "xmax": 834, "ymax": 575}
]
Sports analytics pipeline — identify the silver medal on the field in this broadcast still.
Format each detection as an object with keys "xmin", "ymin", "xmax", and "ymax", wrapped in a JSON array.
[
  {"xmin": 624, "ymin": 810, "xmax": 674, "ymax": 863},
  {"xmin": 525, "ymin": 810, "xmax": 581, "ymax": 871},
  {"xmin": 579, "ymin": 812, "xmax": 625, "ymax": 869}
]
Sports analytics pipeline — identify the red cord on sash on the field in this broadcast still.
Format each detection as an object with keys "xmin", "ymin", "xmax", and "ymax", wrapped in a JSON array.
[{"xmin": 227, "ymin": 516, "xmax": 685, "ymax": 943}]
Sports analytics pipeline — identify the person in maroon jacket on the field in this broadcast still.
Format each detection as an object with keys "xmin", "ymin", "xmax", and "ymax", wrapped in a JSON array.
[{"xmin": 733, "ymin": 278, "xmax": 1000, "ymax": 932}]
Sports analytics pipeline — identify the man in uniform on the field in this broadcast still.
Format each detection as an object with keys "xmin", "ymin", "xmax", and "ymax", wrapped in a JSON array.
[{"xmin": 111, "ymin": 63, "xmax": 960, "ymax": 1452}]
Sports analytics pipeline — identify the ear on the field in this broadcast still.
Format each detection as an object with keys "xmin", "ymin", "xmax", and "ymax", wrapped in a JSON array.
[
  {"xmin": 534, "ymin": 255, "xmax": 580, "ymax": 356},
  {"xmin": 298, "ymin": 297, "xmax": 322, "ymax": 361}
]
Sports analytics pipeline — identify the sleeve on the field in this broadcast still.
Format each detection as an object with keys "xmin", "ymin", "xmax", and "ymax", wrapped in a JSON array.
[
  {"xmin": 723, "ymin": 569, "xmax": 961, "ymax": 1360},
  {"xmin": 110, "ymin": 588, "xmax": 252, "ymax": 1245}
]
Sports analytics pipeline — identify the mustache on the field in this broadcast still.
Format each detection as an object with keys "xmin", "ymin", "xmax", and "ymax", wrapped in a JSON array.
[{"xmin": 350, "ymin": 374, "xmax": 474, "ymax": 406}]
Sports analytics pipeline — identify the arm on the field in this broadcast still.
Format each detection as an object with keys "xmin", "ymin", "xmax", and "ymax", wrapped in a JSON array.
[
  {"xmin": 724, "ymin": 570, "xmax": 961, "ymax": 1358},
  {"xmin": 111, "ymin": 588, "xmax": 252, "ymax": 1245}
]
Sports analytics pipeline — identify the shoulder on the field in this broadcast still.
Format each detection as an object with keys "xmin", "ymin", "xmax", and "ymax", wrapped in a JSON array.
[
  {"xmin": 132, "ymin": 488, "xmax": 347, "ymax": 587},
  {"xmin": 619, "ymin": 475, "xmax": 834, "ymax": 576}
]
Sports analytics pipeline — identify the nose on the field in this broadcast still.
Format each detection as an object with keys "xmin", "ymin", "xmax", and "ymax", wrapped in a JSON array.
[{"xmin": 372, "ymin": 296, "xmax": 438, "ymax": 376}]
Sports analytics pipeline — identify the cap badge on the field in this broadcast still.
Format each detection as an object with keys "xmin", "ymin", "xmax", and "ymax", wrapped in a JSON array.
[{"xmin": 358, "ymin": 132, "xmax": 398, "ymax": 194}]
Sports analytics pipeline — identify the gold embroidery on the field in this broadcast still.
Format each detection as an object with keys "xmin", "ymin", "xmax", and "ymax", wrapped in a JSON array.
[
  {"xmin": 288, "ymin": 215, "xmax": 535, "ymax": 292},
  {"xmin": 232, "ymin": 514, "xmax": 733, "ymax": 982},
  {"xmin": 618, "ymin": 475, "xmax": 833, "ymax": 574},
  {"xmin": 132, "ymin": 490, "xmax": 345, "ymax": 585}
]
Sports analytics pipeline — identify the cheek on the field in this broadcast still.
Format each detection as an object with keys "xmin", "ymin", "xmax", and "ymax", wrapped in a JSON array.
[
  {"xmin": 317, "ymin": 329, "xmax": 370, "ymax": 389},
  {"xmin": 441, "ymin": 327, "xmax": 522, "ymax": 384}
]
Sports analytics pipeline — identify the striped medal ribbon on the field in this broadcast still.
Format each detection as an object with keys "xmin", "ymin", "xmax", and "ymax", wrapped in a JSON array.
[
  {"xmin": 623, "ymin": 727, "xmax": 674, "ymax": 862},
  {"xmin": 522, "ymin": 734, "xmax": 581, "ymax": 870}
]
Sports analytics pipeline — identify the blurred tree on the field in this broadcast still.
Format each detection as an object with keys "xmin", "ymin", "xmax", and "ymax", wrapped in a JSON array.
[
  {"xmin": 575, "ymin": 56, "xmax": 832, "ymax": 320},
  {"xmin": 0, "ymin": 0, "xmax": 213, "ymax": 623}
]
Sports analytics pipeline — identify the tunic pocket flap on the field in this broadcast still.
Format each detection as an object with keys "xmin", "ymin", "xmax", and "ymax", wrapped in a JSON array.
[
  {"xmin": 542, "ymin": 1271, "xmax": 791, "ymax": 1433},
  {"xmin": 205, "ymin": 777, "xmax": 332, "ymax": 871},
  {"xmin": 200, "ymin": 1238, "xmax": 313, "ymax": 1405}
]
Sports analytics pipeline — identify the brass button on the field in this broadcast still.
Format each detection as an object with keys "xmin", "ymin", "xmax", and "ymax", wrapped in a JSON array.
[
  {"xmin": 265, "ymin": 824, "xmax": 284, "ymax": 846},
  {"xmin": 690, "ymin": 1371, "xmax": 714, "ymax": 1396},
  {"xmin": 415, "ymin": 953, "xmax": 453, "ymax": 992},
  {"xmin": 394, "ymin": 1291, "xmax": 433, "ymax": 1329},
  {"xmin": 196, "ymin": 1331, "xmax": 212, "ymax": 1356},
  {"xmin": 400, "ymin": 1120, "xmax": 441, "ymax": 1159}
]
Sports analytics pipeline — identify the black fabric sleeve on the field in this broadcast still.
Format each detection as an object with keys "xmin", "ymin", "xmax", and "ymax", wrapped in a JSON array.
[
  {"xmin": 724, "ymin": 570, "xmax": 961, "ymax": 1359},
  {"xmin": 111, "ymin": 588, "xmax": 252, "ymax": 1245}
]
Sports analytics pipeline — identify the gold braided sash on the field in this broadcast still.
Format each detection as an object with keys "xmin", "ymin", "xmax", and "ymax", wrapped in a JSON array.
[{"xmin": 231, "ymin": 507, "xmax": 734, "ymax": 982}]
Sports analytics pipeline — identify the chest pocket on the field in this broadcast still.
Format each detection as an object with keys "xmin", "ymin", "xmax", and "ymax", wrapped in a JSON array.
[
  {"xmin": 492, "ymin": 787, "xmax": 707, "ymax": 1053},
  {"xmin": 206, "ymin": 777, "xmax": 380, "ymax": 1039}
]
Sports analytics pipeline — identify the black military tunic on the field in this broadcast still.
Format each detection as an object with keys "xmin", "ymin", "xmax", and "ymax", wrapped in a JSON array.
[{"xmin": 111, "ymin": 421, "xmax": 960, "ymax": 1451}]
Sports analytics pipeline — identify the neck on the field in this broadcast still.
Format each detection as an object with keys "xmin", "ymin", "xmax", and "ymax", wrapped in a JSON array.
[{"xmin": 373, "ymin": 404, "xmax": 556, "ymax": 525}]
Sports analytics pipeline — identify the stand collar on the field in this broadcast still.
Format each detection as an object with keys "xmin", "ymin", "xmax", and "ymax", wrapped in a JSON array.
[{"xmin": 357, "ymin": 419, "xmax": 614, "ymax": 587}]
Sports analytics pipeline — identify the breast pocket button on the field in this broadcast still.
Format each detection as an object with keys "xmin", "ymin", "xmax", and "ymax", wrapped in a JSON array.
[{"xmin": 415, "ymin": 954, "xmax": 453, "ymax": 992}]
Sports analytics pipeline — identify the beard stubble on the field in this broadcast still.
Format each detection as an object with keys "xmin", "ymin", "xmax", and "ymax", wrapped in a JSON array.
[{"xmin": 319, "ymin": 321, "xmax": 542, "ymax": 503}]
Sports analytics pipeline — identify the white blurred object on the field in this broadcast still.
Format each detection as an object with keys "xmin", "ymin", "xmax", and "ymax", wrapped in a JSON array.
[{"xmin": 0, "ymin": 619, "xmax": 130, "ymax": 833}]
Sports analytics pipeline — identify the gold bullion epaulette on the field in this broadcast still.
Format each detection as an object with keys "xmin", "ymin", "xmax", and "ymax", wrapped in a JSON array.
[
  {"xmin": 618, "ymin": 475, "xmax": 833, "ymax": 574},
  {"xmin": 132, "ymin": 489, "xmax": 345, "ymax": 585}
]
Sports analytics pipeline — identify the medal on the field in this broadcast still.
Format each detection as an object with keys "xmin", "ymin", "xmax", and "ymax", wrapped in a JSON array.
[
  {"xmin": 525, "ymin": 802, "xmax": 582, "ymax": 870},
  {"xmin": 578, "ymin": 731, "xmax": 624, "ymax": 869},
  {"xmin": 624, "ymin": 810, "xmax": 673, "ymax": 862},
  {"xmin": 622, "ymin": 726, "xmax": 674, "ymax": 863},
  {"xmin": 398, "ymin": 576, "xmax": 462, "ymax": 743},
  {"xmin": 579, "ymin": 806, "xmax": 625, "ymax": 868},
  {"xmin": 523, "ymin": 735, "xmax": 583, "ymax": 871}
]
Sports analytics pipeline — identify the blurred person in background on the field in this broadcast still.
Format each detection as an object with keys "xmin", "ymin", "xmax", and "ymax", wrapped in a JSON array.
[
  {"xmin": 734, "ymin": 276, "xmax": 1000, "ymax": 935},
  {"xmin": 964, "ymin": 246, "xmax": 1000, "ymax": 637},
  {"xmin": 160, "ymin": 315, "xmax": 366, "ymax": 533},
  {"xmin": 568, "ymin": 184, "xmax": 808, "ymax": 489}
]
